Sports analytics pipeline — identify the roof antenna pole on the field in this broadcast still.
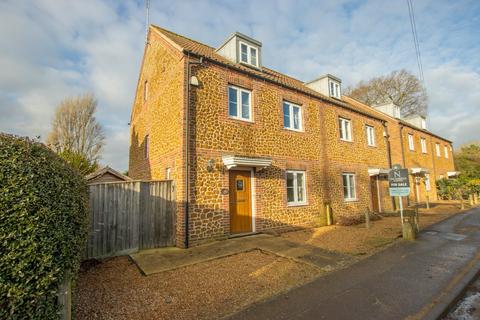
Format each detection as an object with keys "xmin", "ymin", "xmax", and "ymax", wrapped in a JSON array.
[{"xmin": 145, "ymin": 0, "xmax": 150, "ymax": 44}]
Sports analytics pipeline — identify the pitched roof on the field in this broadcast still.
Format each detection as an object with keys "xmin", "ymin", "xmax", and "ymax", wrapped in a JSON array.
[
  {"xmin": 343, "ymin": 96, "xmax": 452, "ymax": 143},
  {"xmin": 85, "ymin": 166, "xmax": 131, "ymax": 182},
  {"xmin": 150, "ymin": 25, "xmax": 385, "ymax": 122}
]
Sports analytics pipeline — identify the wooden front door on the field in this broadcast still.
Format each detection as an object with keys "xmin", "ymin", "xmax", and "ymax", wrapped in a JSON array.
[
  {"xmin": 229, "ymin": 170, "xmax": 252, "ymax": 234},
  {"xmin": 370, "ymin": 176, "xmax": 380, "ymax": 213}
]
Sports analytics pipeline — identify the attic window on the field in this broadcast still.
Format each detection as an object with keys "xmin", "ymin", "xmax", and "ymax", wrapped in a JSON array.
[
  {"xmin": 329, "ymin": 80, "xmax": 341, "ymax": 99},
  {"xmin": 239, "ymin": 42, "xmax": 258, "ymax": 67}
]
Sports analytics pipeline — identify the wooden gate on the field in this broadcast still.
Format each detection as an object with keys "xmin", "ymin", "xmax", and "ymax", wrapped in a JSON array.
[{"xmin": 86, "ymin": 180, "xmax": 175, "ymax": 259}]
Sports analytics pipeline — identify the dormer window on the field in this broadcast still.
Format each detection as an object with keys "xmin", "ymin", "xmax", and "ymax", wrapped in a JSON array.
[
  {"xmin": 239, "ymin": 41, "xmax": 258, "ymax": 67},
  {"xmin": 394, "ymin": 106, "xmax": 401, "ymax": 118},
  {"xmin": 329, "ymin": 80, "xmax": 341, "ymax": 99}
]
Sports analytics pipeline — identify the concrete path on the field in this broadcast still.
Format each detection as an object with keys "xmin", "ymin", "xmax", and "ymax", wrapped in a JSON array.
[
  {"xmin": 228, "ymin": 208, "xmax": 480, "ymax": 320},
  {"xmin": 131, "ymin": 233, "xmax": 353, "ymax": 275}
]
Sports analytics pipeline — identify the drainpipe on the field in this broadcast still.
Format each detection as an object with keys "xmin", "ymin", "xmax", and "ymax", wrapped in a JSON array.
[
  {"xmin": 184, "ymin": 54, "xmax": 203, "ymax": 248},
  {"xmin": 383, "ymin": 122, "xmax": 396, "ymax": 210},
  {"xmin": 399, "ymin": 125, "xmax": 410, "ymax": 207}
]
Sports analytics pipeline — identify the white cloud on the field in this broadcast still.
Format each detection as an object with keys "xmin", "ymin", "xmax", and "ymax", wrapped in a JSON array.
[{"xmin": 1, "ymin": 0, "xmax": 478, "ymax": 172}]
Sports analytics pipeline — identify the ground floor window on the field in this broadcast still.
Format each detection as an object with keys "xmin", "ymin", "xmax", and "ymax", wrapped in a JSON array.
[
  {"xmin": 342, "ymin": 173, "xmax": 356, "ymax": 201},
  {"xmin": 286, "ymin": 170, "xmax": 306, "ymax": 205}
]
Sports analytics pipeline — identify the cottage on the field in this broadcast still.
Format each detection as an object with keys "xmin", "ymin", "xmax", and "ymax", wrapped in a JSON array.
[{"xmin": 129, "ymin": 25, "xmax": 456, "ymax": 248}]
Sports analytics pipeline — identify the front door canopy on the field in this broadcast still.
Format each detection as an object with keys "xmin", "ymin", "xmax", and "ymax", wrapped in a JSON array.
[
  {"xmin": 222, "ymin": 155, "xmax": 272, "ymax": 170},
  {"xmin": 368, "ymin": 168, "xmax": 390, "ymax": 176},
  {"xmin": 410, "ymin": 167, "xmax": 429, "ymax": 175}
]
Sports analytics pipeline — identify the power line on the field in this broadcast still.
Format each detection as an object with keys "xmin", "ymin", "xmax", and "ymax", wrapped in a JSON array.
[
  {"xmin": 407, "ymin": 0, "xmax": 424, "ymax": 83},
  {"xmin": 145, "ymin": 0, "xmax": 150, "ymax": 44}
]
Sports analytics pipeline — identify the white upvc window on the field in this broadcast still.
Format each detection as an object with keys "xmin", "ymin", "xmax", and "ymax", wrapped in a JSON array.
[
  {"xmin": 283, "ymin": 101, "xmax": 302, "ymax": 131},
  {"xmin": 366, "ymin": 125, "xmax": 375, "ymax": 146},
  {"xmin": 228, "ymin": 85, "xmax": 252, "ymax": 121},
  {"xmin": 444, "ymin": 146, "xmax": 449, "ymax": 158},
  {"xmin": 339, "ymin": 117, "xmax": 352, "ymax": 141},
  {"xmin": 329, "ymin": 81, "xmax": 341, "ymax": 99},
  {"xmin": 165, "ymin": 167, "xmax": 171, "ymax": 179},
  {"xmin": 425, "ymin": 174, "xmax": 431, "ymax": 191},
  {"xmin": 421, "ymin": 138, "xmax": 427, "ymax": 154},
  {"xmin": 408, "ymin": 134, "xmax": 415, "ymax": 151},
  {"xmin": 342, "ymin": 173, "xmax": 356, "ymax": 201},
  {"xmin": 436, "ymin": 143, "xmax": 441, "ymax": 157},
  {"xmin": 393, "ymin": 105, "xmax": 401, "ymax": 118},
  {"xmin": 239, "ymin": 41, "xmax": 258, "ymax": 67},
  {"xmin": 286, "ymin": 170, "xmax": 307, "ymax": 206},
  {"xmin": 144, "ymin": 134, "xmax": 149, "ymax": 159}
]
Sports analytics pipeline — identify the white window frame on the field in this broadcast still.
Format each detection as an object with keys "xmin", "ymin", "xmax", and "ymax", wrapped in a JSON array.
[
  {"xmin": 339, "ymin": 117, "xmax": 352, "ymax": 142},
  {"xmin": 444, "ymin": 146, "xmax": 449, "ymax": 158},
  {"xmin": 342, "ymin": 173, "xmax": 357, "ymax": 201},
  {"xmin": 394, "ymin": 106, "xmax": 401, "ymax": 118},
  {"xmin": 329, "ymin": 80, "xmax": 341, "ymax": 99},
  {"xmin": 165, "ymin": 167, "xmax": 171, "ymax": 179},
  {"xmin": 408, "ymin": 134, "xmax": 415, "ymax": 151},
  {"xmin": 436, "ymin": 143, "xmax": 441, "ymax": 157},
  {"xmin": 239, "ymin": 41, "xmax": 259, "ymax": 67},
  {"xmin": 144, "ymin": 134, "xmax": 149, "ymax": 159},
  {"xmin": 286, "ymin": 170, "xmax": 307, "ymax": 206},
  {"xmin": 366, "ymin": 125, "xmax": 375, "ymax": 146},
  {"xmin": 228, "ymin": 85, "xmax": 252, "ymax": 122},
  {"xmin": 425, "ymin": 174, "xmax": 431, "ymax": 191},
  {"xmin": 421, "ymin": 138, "xmax": 427, "ymax": 154},
  {"xmin": 283, "ymin": 101, "xmax": 303, "ymax": 131}
]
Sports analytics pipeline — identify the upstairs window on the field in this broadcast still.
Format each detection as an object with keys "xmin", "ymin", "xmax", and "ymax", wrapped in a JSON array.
[
  {"xmin": 408, "ymin": 134, "xmax": 415, "ymax": 151},
  {"xmin": 165, "ymin": 167, "xmax": 171, "ymax": 179},
  {"xmin": 286, "ymin": 170, "xmax": 307, "ymax": 206},
  {"xmin": 394, "ymin": 106, "xmax": 401, "ymax": 118},
  {"xmin": 342, "ymin": 173, "xmax": 356, "ymax": 201},
  {"xmin": 365, "ymin": 125, "xmax": 375, "ymax": 146},
  {"xmin": 283, "ymin": 102, "xmax": 302, "ymax": 131},
  {"xmin": 339, "ymin": 117, "xmax": 352, "ymax": 141},
  {"xmin": 444, "ymin": 146, "xmax": 449, "ymax": 158},
  {"xmin": 228, "ymin": 85, "xmax": 252, "ymax": 121},
  {"xmin": 329, "ymin": 81, "xmax": 341, "ymax": 99},
  {"xmin": 239, "ymin": 42, "xmax": 258, "ymax": 67},
  {"xmin": 436, "ymin": 143, "xmax": 441, "ymax": 157},
  {"xmin": 421, "ymin": 138, "xmax": 427, "ymax": 154}
]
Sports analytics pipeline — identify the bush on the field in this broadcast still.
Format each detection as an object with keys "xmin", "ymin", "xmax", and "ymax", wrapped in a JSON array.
[{"xmin": 0, "ymin": 134, "xmax": 89, "ymax": 319}]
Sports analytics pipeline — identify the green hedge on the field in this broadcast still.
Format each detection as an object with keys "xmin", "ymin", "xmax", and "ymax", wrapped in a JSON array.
[{"xmin": 0, "ymin": 134, "xmax": 89, "ymax": 319}]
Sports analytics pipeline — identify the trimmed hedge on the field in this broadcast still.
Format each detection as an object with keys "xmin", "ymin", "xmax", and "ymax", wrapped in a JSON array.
[{"xmin": 0, "ymin": 134, "xmax": 89, "ymax": 319}]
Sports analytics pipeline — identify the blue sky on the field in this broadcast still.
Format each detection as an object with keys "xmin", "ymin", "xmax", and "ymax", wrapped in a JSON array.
[{"xmin": 1, "ymin": 0, "xmax": 479, "ymax": 171}]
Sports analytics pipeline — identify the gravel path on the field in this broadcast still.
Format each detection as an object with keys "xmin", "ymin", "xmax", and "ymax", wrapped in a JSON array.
[{"xmin": 74, "ymin": 250, "xmax": 320, "ymax": 320}]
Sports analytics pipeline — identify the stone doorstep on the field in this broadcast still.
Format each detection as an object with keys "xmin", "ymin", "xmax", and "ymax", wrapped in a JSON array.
[{"xmin": 130, "ymin": 233, "xmax": 353, "ymax": 276}]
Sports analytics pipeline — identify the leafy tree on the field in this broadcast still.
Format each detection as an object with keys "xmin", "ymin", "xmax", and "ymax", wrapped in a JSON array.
[
  {"xmin": 345, "ymin": 69, "xmax": 427, "ymax": 117},
  {"xmin": 47, "ymin": 93, "xmax": 105, "ymax": 163},
  {"xmin": 454, "ymin": 143, "xmax": 480, "ymax": 179},
  {"xmin": 58, "ymin": 149, "xmax": 98, "ymax": 175}
]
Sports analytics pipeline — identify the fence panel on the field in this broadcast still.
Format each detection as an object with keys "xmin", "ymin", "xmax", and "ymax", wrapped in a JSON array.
[{"xmin": 86, "ymin": 180, "xmax": 175, "ymax": 259}]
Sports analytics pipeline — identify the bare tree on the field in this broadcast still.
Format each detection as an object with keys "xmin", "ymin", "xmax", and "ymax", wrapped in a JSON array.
[
  {"xmin": 47, "ymin": 93, "xmax": 105, "ymax": 163},
  {"xmin": 344, "ymin": 69, "xmax": 427, "ymax": 117}
]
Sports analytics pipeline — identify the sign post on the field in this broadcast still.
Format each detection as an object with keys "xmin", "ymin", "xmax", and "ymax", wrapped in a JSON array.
[{"xmin": 389, "ymin": 165, "xmax": 410, "ymax": 226}]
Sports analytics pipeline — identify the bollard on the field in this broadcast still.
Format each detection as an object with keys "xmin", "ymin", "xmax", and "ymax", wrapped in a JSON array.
[
  {"xmin": 325, "ymin": 203, "xmax": 333, "ymax": 226},
  {"xmin": 57, "ymin": 272, "xmax": 72, "ymax": 320},
  {"xmin": 402, "ymin": 216, "xmax": 416, "ymax": 241},
  {"xmin": 414, "ymin": 206, "xmax": 420, "ymax": 233},
  {"xmin": 365, "ymin": 207, "xmax": 371, "ymax": 229},
  {"xmin": 425, "ymin": 195, "xmax": 430, "ymax": 210},
  {"xmin": 474, "ymin": 193, "xmax": 479, "ymax": 205},
  {"xmin": 460, "ymin": 197, "xmax": 465, "ymax": 210},
  {"xmin": 469, "ymin": 194, "xmax": 474, "ymax": 207}
]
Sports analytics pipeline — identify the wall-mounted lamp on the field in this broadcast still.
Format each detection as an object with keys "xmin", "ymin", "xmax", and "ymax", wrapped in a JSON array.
[
  {"xmin": 207, "ymin": 159, "xmax": 215, "ymax": 172},
  {"xmin": 190, "ymin": 76, "xmax": 199, "ymax": 86}
]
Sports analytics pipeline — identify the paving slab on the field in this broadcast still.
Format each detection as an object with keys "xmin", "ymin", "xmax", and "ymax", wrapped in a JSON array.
[{"xmin": 130, "ymin": 233, "xmax": 353, "ymax": 275}]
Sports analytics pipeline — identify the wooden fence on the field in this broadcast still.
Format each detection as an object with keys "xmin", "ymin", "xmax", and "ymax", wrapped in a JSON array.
[{"xmin": 86, "ymin": 180, "xmax": 175, "ymax": 259}]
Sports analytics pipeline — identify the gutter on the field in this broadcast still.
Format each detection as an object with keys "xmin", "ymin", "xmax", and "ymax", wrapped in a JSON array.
[{"xmin": 383, "ymin": 122, "xmax": 396, "ymax": 210}]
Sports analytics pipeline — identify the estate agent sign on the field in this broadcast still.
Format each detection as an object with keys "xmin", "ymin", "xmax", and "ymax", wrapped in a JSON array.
[{"xmin": 388, "ymin": 167, "xmax": 410, "ymax": 197}]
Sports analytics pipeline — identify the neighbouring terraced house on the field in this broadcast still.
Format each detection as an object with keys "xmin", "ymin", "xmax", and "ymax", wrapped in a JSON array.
[{"xmin": 129, "ymin": 25, "xmax": 457, "ymax": 248}]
